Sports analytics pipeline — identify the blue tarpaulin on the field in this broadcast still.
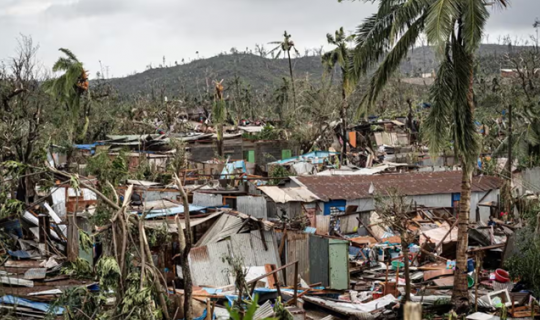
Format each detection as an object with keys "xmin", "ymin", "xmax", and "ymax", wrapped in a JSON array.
[
  {"xmin": 142, "ymin": 205, "xmax": 207, "ymax": 219},
  {"xmin": 8, "ymin": 250, "xmax": 32, "ymax": 259},
  {"xmin": 0, "ymin": 295, "xmax": 64, "ymax": 315},
  {"xmin": 221, "ymin": 160, "xmax": 248, "ymax": 179}
]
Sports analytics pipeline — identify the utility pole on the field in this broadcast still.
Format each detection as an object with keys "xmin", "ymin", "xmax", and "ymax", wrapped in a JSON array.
[{"xmin": 507, "ymin": 104, "xmax": 512, "ymax": 181}]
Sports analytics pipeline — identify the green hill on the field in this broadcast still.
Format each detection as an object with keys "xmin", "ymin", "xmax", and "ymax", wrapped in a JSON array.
[
  {"xmin": 103, "ymin": 53, "xmax": 326, "ymax": 98},
  {"xmin": 103, "ymin": 44, "xmax": 532, "ymax": 98}
]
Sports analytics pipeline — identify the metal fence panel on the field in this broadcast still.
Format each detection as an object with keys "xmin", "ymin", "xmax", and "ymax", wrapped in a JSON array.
[{"xmin": 237, "ymin": 196, "xmax": 267, "ymax": 219}]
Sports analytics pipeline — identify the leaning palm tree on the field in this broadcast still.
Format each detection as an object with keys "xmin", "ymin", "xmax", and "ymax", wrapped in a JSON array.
[
  {"xmin": 44, "ymin": 48, "xmax": 89, "ymax": 143},
  {"xmin": 348, "ymin": 0, "xmax": 508, "ymax": 311},
  {"xmin": 270, "ymin": 31, "xmax": 299, "ymax": 110},
  {"xmin": 322, "ymin": 27, "xmax": 356, "ymax": 163}
]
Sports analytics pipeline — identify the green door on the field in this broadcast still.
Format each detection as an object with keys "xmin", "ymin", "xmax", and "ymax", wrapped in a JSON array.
[
  {"xmin": 281, "ymin": 149, "xmax": 292, "ymax": 160},
  {"xmin": 244, "ymin": 150, "xmax": 255, "ymax": 163},
  {"xmin": 329, "ymin": 239, "xmax": 349, "ymax": 290}
]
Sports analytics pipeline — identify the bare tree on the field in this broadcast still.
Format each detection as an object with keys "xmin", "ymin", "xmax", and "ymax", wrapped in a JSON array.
[
  {"xmin": 375, "ymin": 190, "xmax": 418, "ymax": 302},
  {"xmin": 0, "ymin": 35, "xmax": 48, "ymax": 204}
]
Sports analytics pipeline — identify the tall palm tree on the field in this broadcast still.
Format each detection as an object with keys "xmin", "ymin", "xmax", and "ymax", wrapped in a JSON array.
[
  {"xmin": 212, "ymin": 80, "xmax": 227, "ymax": 157},
  {"xmin": 44, "ymin": 48, "xmax": 89, "ymax": 143},
  {"xmin": 349, "ymin": 0, "xmax": 508, "ymax": 310},
  {"xmin": 322, "ymin": 27, "xmax": 356, "ymax": 163},
  {"xmin": 270, "ymin": 31, "xmax": 299, "ymax": 110}
]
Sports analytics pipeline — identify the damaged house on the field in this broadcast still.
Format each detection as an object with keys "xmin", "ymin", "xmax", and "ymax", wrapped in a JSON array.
[{"xmin": 288, "ymin": 171, "xmax": 503, "ymax": 222}]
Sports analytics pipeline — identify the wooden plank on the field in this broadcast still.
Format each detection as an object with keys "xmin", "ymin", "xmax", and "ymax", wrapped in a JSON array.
[
  {"xmin": 467, "ymin": 243, "xmax": 505, "ymax": 253},
  {"xmin": 423, "ymin": 269, "xmax": 454, "ymax": 281},
  {"xmin": 265, "ymin": 264, "xmax": 277, "ymax": 289}
]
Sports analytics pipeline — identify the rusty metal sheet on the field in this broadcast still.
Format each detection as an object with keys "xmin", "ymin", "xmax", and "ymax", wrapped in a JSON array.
[
  {"xmin": 296, "ymin": 172, "xmax": 503, "ymax": 201},
  {"xmin": 285, "ymin": 231, "xmax": 309, "ymax": 286}
]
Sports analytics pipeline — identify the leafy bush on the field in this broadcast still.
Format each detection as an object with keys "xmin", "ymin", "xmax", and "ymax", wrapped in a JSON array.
[
  {"xmin": 505, "ymin": 200, "xmax": 540, "ymax": 296},
  {"xmin": 505, "ymin": 227, "xmax": 540, "ymax": 297}
]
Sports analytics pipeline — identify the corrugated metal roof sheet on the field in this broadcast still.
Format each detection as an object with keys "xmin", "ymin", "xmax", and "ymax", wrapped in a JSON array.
[
  {"xmin": 296, "ymin": 171, "xmax": 503, "ymax": 201},
  {"xmin": 258, "ymin": 186, "xmax": 320, "ymax": 203},
  {"xmin": 142, "ymin": 204, "xmax": 207, "ymax": 219},
  {"xmin": 144, "ymin": 211, "xmax": 224, "ymax": 233}
]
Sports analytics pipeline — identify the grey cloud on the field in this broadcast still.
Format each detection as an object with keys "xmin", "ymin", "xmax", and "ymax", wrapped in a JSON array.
[
  {"xmin": 44, "ymin": 0, "xmax": 131, "ymax": 19},
  {"xmin": 0, "ymin": 0, "xmax": 538, "ymax": 77}
]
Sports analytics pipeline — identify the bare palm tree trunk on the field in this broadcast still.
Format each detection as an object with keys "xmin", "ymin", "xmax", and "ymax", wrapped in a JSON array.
[
  {"xmin": 175, "ymin": 177, "xmax": 194, "ymax": 320},
  {"xmin": 341, "ymin": 85, "xmax": 348, "ymax": 165},
  {"xmin": 453, "ymin": 162, "xmax": 472, "ymax": 308},
  {"xmin": 453, "ymin": 52, "xmax": 476, "ymax": 311},
  {"xmin": 287, "ymin": 50, "xmax": 297, "ymax": 109}
]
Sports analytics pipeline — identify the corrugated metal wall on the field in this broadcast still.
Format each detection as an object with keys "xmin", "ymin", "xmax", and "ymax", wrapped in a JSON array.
[
  {"xmin": 189, "ymin": 242, "xmax": 232, "ymax": 287},
  {"xmin": 143, "ymin": 190, "xmax": 180, "ymax": 202},
  {"xmin": 407, "ymin": 194, "xmax": 452, "ymax": 208},
  {"xmin": 193, "ymin": 192, "xmax": 223, "ymax": 207},
  {"xmin": 519, "ymin": 167, "xmax": 540, "ymax": 194},
  {"xmin": 190, "ymin": 230, "xmax": 282, "ymax": 287},
  {"xmin": 285, "ymin": 232, "xmax": 309, "ymax": 286},
  {"xmin": 346, "ymin": 199, "xmax": 375, "ymax": 212},
  {"xmin": 237, "ymin": 196, "xmax": 267, "ymax": 219},
  {"xmin": 309, "ymin": 235, "xmax": 329, "ymax": 286}
]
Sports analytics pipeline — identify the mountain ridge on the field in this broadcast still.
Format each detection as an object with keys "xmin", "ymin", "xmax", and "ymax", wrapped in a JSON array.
[{"xmin": 102, "ymin": 44, "xmax": 532, "ymax": 97}]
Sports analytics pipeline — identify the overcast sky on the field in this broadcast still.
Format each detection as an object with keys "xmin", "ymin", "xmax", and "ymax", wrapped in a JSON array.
[{"xmin": 1, "ymin": 0, "xmax": 538, "ymax": 78}]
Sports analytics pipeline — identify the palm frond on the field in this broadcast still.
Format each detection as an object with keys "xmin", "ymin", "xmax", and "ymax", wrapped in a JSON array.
[
  {"xmin": 52, "ymin": 58, "xmax": 74, "ymax": 72},
  {"xmin": 389, "ymin": 0, "xmax": 429, "ymax": 44},
  {"xmin": 424, "ymin": 49, "xmax": 455, "ymax": 158},
  {"xmin": 352, "ymin": 0, "xmax": 427, "ymax": 78},
  {"xmin": 352, "ymin": 11, "xmax": 396, "ymax": 77},
  {"xmin": 426, "ymin": 0, "xmax": 459, "ymax": 49},
  {"xmin": 462, "ymin": 0, "xmax": 489, "ymax": 53},
  {"xmin": 59, "ymin": 48, "xmax": 79, "ymax": 62},
  {"xmin": 358, "ymin": 16, "xmax": 424, "ymax": 116}
]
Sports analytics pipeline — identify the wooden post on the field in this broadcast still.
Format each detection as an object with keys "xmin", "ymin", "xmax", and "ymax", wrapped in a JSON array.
[
  {"xmin": 270, "ymin": 265, "xmax": 282, "ymax": 298},
  {"xmin": 404, "ymin": 302, "xmax": 422, "ymax": 320},
  {"xmin": 293, "ymin": 261, "xmax": 299, "ymax": 307},
  {"xmin": 38, "ymin": 214, "xmax": 50, "ymax": 256},
  {"xmin": 206, "ymin": 299, "xmax": 211, "ymax": 320},
  {"xmin": 474, "ymin": 252, "xmax": 482, "ymax": 312},
  {"xmin": 66, "ymin": 213, "xmax": 79, "ymax": 262}
]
